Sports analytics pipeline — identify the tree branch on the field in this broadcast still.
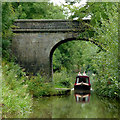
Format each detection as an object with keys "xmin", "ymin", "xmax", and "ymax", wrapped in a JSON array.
[{"xmin": 76, "ymin": 37, "xmax": 106, "ymax": 52}]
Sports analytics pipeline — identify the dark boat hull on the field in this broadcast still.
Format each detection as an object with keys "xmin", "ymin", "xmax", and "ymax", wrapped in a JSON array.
[{"xmin": 74, "ymin": 85, "xmax": 91, "ymax": 90}]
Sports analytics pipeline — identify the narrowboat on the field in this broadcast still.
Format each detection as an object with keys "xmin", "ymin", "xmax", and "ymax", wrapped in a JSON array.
[{"xmin": 74, "ymin": 72, "xmax": 91, "ymax": 90}]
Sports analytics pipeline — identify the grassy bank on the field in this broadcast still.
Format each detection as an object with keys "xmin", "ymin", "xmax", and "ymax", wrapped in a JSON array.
[
  {"xmin": 2, "ymin": 59, "xmax": 73, "ymax": 117},
  {"xmin": 27, "ymin": 70, "xmax": 73, "ymax": 97},
  {"xmin": 2, "ymin": 59, "xmax": 32, "ymax": 118},
  {"xmin": 53, "ymin": 70, "xmax": 74, "ymax": 89},
  {"xmin": 27, "ymin": 74, "xmax": 56, "ymax": 97}
]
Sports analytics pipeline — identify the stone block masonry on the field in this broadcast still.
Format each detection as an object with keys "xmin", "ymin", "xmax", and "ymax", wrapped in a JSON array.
[{"xmin": 12, "ymin": 19, "xmax": 90, "ymax": 80}]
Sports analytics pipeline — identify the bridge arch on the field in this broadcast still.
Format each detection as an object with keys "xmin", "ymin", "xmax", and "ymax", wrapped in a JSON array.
[
  {"xmin": 49, "ymin": 37, "xmax": 104, "ymax": 78},
  {"xmin": 49, "ymin": 37, "xmax": 82, "ymax": 76}
]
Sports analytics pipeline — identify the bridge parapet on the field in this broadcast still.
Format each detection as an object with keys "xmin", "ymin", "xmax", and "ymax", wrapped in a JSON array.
[{"xmin": 13, "ymin": 19, "xmax": 89, "ymax": 32}]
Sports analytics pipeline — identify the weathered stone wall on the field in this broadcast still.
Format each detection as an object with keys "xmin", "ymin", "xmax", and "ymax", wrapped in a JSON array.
[{"xmin": 12, "ymin": 19, "xmax": 89, "ymax": 79}]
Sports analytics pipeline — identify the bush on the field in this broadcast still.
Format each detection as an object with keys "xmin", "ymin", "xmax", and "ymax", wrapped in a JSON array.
[
  {"xmin": 53, "ymin": 69, "xmax": 72, "ymax": 88},
  {"xmin": 27, "ymin": 74, "xmax": 55, "ymax": 97},
  {"xmin": 93, "ymin": 76, "xmax": 120, "ymax": 99},
  {"xmin": 2, "ymin": 59, "xmax": 32, "ymax": 118}
]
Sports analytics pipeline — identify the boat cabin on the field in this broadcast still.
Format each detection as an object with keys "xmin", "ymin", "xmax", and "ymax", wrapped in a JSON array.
[{"xmin": 74, "ymin": 73, "xmax": 91, "ymax": 90}]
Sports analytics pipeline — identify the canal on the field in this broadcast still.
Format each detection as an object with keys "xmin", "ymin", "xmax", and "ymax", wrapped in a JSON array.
[{"xmin": 29, "ymin": 91, "xmax": 119, "ymax": 118}]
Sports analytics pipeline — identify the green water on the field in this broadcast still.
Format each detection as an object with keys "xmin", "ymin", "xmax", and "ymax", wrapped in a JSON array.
[{"xmin": 29, "ymin": 91, "xmax": 119, "ymax": 118}]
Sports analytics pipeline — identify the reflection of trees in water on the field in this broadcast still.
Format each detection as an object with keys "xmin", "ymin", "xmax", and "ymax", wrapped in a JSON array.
[
  {"xmin": 30, "ymin": 98, "xmax": 53, "ymax": 118},
  {"xmin": 28, "ymin": 93, "xmax": 119, "ymax": 118},
  {"xmin": 52, "ymin": 92, "xmax": 119, "ymax": 118},
  {"xmin": 96, "ymin": 96, "xmax": 119, "ymax": 118}
]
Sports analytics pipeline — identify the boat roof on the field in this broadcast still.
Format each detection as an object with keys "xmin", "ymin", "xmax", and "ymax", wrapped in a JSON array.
[{"xmin": 76, "ymin": 75, "xmax": 89, "ymax": 78}]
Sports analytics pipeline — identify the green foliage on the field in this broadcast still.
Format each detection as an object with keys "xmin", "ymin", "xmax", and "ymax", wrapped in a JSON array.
[
  {"xmin": 53, "ymin": 40, "xmax": 98, "ymax": 73},
  {"xmin": 53, "ymin": 68, "xmax": 73, "ymax": 88},
  {"xmin": 2, "ymin": 3, "xmax": 16, "ymax": 58},
  {"xmin": 53, "ymin": 2, "xmax": 119, "ymax": 98},
  {"xmin": 87, "ymin": 3, "xmax": 119, "ymax": 98},
  {"xmin": 2, "ymin": 59, "xmax": 32, "ymax": 118},
  {"xmin": 93, "ymin": 77, "xmax": 120, "ymax": 98},
  {"xmin": 2, "ymin": 2, "xmax": 66, "ymax": 58},
  {"xmin": 2, "ymin": 3, "xmax": 119, "ymax": 116},
  {"xmin": 27, "ymin": 74, "xmax": 55, "ymax": 97},
  {"xmin": 2, "ymin": 3, "xmax": 16, "ymax": 34},
  {"xmin": 11, "ymin": 2, "xmax": 66, "ymax": 19}
]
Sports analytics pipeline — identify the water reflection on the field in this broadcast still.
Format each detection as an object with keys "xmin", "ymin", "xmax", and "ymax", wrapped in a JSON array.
[
  {"xmin": 4, "ymin": 91, "xmax": 119, "ymax": 118},
  {"xmin": 52, "ymin": 92, "xmax": 119, "ymax": 118},
  {"xmin": 74, "ymin": 90, "xmax": 91, "ymax": 103},
  {"xmin": 74, "ymin": 92, "xmax": 91, "ymax": 103}
]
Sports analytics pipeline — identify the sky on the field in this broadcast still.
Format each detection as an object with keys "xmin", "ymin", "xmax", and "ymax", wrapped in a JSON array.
[
  {"xmin": 50, "ymin": 0, "xmax": 90, "ymax": 20},
  {"xmin": 50, "ymin": 0, "xmax": 87, "ymax": 6}
]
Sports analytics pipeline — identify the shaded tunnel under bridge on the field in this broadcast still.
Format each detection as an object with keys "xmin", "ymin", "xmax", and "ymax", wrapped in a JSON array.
[{"xmin": 12, "ymin": 19, "xmax": 90, "ymax": 80}]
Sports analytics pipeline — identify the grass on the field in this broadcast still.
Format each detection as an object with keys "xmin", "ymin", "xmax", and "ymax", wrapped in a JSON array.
[
  {"xmin": 2, "ymin": 59, "xmax": 32, "ymax": 118},
  {"xmin": 27, "ymin": 74, "xmax": 56, "ymax": 97}
]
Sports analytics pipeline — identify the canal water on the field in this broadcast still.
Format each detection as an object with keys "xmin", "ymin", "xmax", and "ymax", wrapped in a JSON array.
[{"xmin": 29, "ymin": 91, "xmax": 119, "ymax": 118}]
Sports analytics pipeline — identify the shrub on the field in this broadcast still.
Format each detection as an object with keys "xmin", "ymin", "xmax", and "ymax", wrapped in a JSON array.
[
  {"xmin": 27, "ymin": 74, "xmax": 55, "ymax": 97},
  {"xmin": 2, "ymin": 59, "xmax": 32, "ymax": 118},
  {"xmin": 93, "ymin": 76, "xmax": 120, "ymax": 99},
  {"xmin": 53, "ymin": 69, "xmax": 72, "ymax": 88}
]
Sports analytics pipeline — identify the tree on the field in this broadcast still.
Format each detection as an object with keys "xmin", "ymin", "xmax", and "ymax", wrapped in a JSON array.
[
  {"xmin": 2, "ymin": 2, "xmax": 66, "ymax": 59},
  {"xmin": 54, "ymin": 2, "xmax": 119, "ymax": 97}
]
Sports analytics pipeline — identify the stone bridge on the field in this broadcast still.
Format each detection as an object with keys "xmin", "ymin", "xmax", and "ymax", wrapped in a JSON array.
[{"xmin": 12, "ymin": 19, "xmax": 90, "ymax": 79}]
